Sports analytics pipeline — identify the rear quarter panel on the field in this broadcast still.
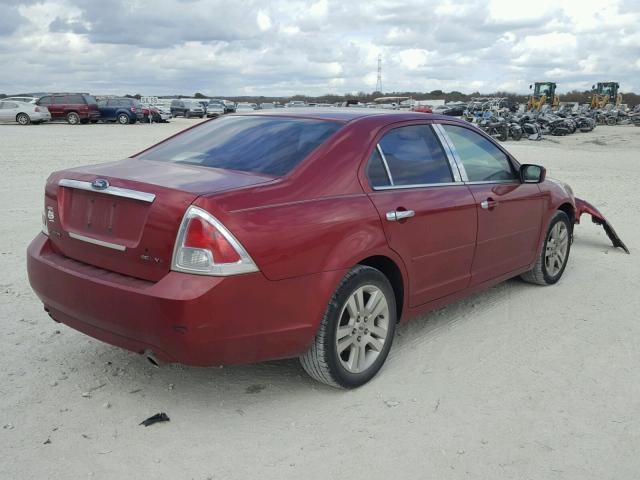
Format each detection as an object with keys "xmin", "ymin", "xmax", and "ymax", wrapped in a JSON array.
[{"xmin": 195, "ymin": 193, "xmax": 403, "ymax": 282}]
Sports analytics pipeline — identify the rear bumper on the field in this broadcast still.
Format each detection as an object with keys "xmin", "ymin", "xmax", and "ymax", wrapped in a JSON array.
[{"xmin": 27, "ymin": 234, "xmax": 343, "ymax": 366}]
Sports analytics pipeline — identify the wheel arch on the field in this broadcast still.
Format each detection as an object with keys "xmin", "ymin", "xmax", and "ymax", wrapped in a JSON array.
[
  {"xmin": 357, "ymin": 255, "xmax": 405, "ymax": 321},
  {"xmin": 557, "ymin": 202, "xmax": 575, "ymax": 229}
]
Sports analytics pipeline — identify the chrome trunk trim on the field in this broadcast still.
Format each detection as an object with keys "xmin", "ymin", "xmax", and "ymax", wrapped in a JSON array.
[
  {"xmin": 58, "ymin": 179, "xmax": 156, "ymax": 203},
  {"xmin": 68, "ymin": 231, "xmax": 127, "ymax": 251}
]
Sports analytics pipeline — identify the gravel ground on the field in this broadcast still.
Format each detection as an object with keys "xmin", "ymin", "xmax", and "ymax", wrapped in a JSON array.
[{"xmin": 1, "ymin": 119, "xmax": 639, "ymax": 480}]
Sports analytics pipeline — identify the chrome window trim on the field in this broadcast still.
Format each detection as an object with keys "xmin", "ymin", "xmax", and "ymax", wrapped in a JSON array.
[
  {"xmin": 58, "ymin": 179, "xmax": 156, "ymax": 203},
  {"xmin": 376, "ymin": 144, "xmax": 394, "ymax": 186},
  {"xmin": 432, "ymin": 124, "xmax": 464, "ymax": 182},
  {"xmin": 464, "ymin": 180, "xmax": 520, "ymax": 185},
  {"xmin": 68, "ymin": 231, "xmax": 126, "ymax": 251},
  {"xmin": 433, "ymin": 124, "xmax": 469, "ymax": 182},
  {"xmin": 372, "ymin": 181, "xmax": 462, "ymax": 191},
  {"xmin": 436, "ymin": 123, "xmax": 523, "ymax": 184}
]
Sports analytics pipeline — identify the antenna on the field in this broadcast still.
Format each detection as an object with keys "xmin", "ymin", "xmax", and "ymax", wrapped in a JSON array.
[{"xmin": 375, "ymin": 54, "xmax": 382, "ymax": 93}]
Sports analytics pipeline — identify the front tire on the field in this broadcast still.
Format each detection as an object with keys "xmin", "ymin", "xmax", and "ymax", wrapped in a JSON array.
[
  {"xmin": 300, "ymin": 265, "xmax": 397, "ymax": 388},
  {"xmin": 16, "ymin": 113, "xmax": 30, "ymax": 125},
  {"xmin": 521, "ymin": 211, "xmax": 572, "ymax": 285}
]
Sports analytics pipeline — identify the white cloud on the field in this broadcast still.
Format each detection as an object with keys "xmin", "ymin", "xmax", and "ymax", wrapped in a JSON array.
[{"xmin": 0, "ymin": 0, "xmax": 638, "ymax": 96}]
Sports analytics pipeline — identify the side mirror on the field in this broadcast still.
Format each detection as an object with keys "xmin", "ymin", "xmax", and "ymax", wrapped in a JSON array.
[
  {"xmin": 520, "ymin": 164, "xmax": 546, "ymax": 183},
  {"xmin": 592, "ymin": 85, "xmax": 595, "ymax": 89},
  {"xmin": 529, "ymin": 84, "xmax": 532, "ymax": 89}
]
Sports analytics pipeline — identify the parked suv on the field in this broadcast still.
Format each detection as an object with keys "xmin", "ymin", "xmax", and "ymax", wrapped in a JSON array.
[
  {"xmin": 37, "ymin": 94, "xmax": 100, "ymax": 124},
  {"xmin": 97, "ymin": 97, "xmax": 144, "ymax": 124},
  {"xmin": 170, "ymin": 100, "xmax": 204, "ymax": 118}
]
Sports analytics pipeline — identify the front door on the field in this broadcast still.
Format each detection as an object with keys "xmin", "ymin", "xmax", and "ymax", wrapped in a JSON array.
[
  {"xmin": 439, "ymin": 123, "xmax": 544, "ymax": 285},
  {"xmin": 365, "ymin": 123, "xmax": 477, "ymax": 307}
]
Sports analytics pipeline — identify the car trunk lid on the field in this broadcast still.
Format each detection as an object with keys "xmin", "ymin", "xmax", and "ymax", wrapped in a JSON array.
[{"xmin": 45, "ymin": 158, "xmax": 275, "ymax": 282}]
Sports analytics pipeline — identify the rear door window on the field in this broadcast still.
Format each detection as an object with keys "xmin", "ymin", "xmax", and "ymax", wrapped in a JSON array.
[
  {"xmin": 366, "ymin": 148, "xmax": 391, "ymax": 187},
  {"xmin": 137, "ymin": 115, "xmax": 342, "ymax": 177},
  {"xmin": 374, "ymin": 125, "xmax": 453, "ymax": 187},
  {"xmin": 66, "ymin": 94, "xmax": 85, "ymax": 104},
  {"xmin": 441, "ymin": 124, "xmax": 517, "ymax": 182}
]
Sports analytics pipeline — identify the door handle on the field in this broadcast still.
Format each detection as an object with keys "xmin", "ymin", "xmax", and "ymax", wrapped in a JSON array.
[
  {"xmin": 386, "ymin": 210, "xmax": 415, "ymax": 222},
  {"xmin": 480, "ymin": 198, "xmax": 499, "ymax": 210}
]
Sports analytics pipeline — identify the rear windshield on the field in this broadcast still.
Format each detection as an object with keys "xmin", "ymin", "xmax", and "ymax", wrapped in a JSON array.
[
  {"xmin": 83, "ymin": 95, "xmax": 97, "ymax": 104},
  {"xmin": 137, "ymin": 116, "xmax": 342, "ymax": 176}
]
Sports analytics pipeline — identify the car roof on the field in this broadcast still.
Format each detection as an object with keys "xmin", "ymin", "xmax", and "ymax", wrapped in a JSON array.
[{"xmin": 231, "ymin": 108, "xmax": 458, "ymax": 124}]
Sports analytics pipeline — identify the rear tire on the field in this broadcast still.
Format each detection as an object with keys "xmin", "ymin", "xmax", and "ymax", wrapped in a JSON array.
[
  {"xmin": 66, "ymin": 112, "xmax": 80, "ymax": 125},
  {"xmin": 117, "ymin": 113, "xmax": 130, "ymax": 125},
  {"xmin": 521, "ymin": 211, "xmax": 572, "ymax": 285},
  {"xmin": 16, "ymin": 113, "xmax": 30, "ymax": 125},
  {"xmin": 300, "ymin": 265, "xmax": 397, "ymax": 389}
]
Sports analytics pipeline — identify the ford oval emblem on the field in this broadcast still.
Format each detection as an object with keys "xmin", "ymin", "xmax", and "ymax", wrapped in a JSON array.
[{"xmin": 92, "ymin": 179, "xmax": 109, "ymax": 190}]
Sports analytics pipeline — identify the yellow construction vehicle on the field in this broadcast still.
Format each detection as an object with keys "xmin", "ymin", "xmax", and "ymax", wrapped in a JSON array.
[
  {"xmin": 527, "ymin": 82, "xmax": 559, "ymax": 111},
  {"xmin": 591, "ymin": 82, "xmax": 621, "ymax": 108}
]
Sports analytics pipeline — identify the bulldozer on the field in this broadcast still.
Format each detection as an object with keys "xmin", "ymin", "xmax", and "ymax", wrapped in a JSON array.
[
  {"xmin": 591, "ymin": 82, "xmax": 622, "ymax": 108},
  {"xmin": 527, "ymin": 82, "xmax": 560, "ymax": 111}
]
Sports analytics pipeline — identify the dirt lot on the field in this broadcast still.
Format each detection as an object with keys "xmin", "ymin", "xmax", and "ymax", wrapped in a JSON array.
[{"xmin": 1, "ymin": 119, "xmax": 638, "ymax": 479}]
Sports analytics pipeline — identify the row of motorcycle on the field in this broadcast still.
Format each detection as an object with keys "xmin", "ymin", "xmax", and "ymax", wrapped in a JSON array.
[{"xmin": 465, "ymin": 104, "xmax": 640, "ymax": 142}]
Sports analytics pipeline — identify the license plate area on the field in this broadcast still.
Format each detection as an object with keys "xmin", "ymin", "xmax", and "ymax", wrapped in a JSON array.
[{"xmin": 60, "ymin": 189, "xmax": 150, "ymax": 248}]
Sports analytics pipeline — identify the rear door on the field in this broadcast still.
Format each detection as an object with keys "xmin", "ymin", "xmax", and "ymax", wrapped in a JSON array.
[
  {"xmin": 365, "ymin": 123, "xmax": 477, "ymax": 307},
  {"xmin": 439, "ymin": 123, "xmax": 544, "ymax": 285}
]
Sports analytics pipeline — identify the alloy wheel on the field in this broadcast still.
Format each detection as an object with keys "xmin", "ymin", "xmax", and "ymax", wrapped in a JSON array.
[
  {"xmin": 545, "ymin": 222, "xmax": 569, "ymax": 277},
  {"xmin": 335, "ymin": 285, "xmax": 390, "ymax": 374}
]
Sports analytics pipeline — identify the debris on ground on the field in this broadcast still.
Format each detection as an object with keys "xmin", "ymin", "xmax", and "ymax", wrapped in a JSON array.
[
  {"xmin": 139, "ymin": 413, "xmax": 170, "ymax": 427},
  {"xmin": 43, "ymin": 439, "xmax": 51, "ymax": 445},
  {"xmin": 384, "ymin": 400, "xmax": 400, "ymax": 408},
  {"xmin": 246, "ymin": 384, "xmax": 266, "ymax": 394}
]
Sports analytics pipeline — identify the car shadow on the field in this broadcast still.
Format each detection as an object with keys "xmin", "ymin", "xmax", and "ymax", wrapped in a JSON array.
[{"xmin": 61, "ymin": 277, "xmax": 526, "ymax": 404}]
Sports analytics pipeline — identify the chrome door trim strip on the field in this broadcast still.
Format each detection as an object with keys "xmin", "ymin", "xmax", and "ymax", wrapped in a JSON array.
[
  {"xmin": 433, "ymin": 124, "xmax": 469, "ymax": 182},
  {"xmin": 58, "ymin": 179, "xmax": 156, "ymax": 203},
  {"xmin": 432, "ymin": 124, "xmax": 464, "ymax": 182},
  {"xmin": 372, "ymin": 182, "xmax": 461, "ymax": 191},
  {"xmin": 68, "ymin": 231, "xmax": 127, "ymax": 251},
  {"xmin": 465, "ymin": 180, "xmax": 520, "ymax": 185},
  {"xmin": 376, "ymin": 144, "xmax": 394, "ymax": 186}
]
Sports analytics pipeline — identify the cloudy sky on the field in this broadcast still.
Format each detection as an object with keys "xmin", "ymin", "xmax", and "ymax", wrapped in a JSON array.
[{"xmin": 0, "ymin": 0, "xmax": 638, "ymax": 97}]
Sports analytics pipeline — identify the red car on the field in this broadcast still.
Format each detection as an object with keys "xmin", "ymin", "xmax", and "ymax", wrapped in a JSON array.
[
  {"xmin": 36, "ymin": 93, "xmax": 101, "ymax": 124},
  {"xmin": 27, "ymin": 110, "xmax": 627, "ymax": 388}
]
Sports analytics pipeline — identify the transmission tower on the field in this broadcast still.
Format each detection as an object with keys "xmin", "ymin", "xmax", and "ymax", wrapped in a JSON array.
[{"xmin": 375, "ymin": 54, "xmax": 382, "ymax": 93}]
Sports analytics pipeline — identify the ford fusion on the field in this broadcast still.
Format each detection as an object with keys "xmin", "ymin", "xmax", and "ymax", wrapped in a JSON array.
[{"xmin": 27, "ymin": 110, "xmax": 627, "ymax": 388}]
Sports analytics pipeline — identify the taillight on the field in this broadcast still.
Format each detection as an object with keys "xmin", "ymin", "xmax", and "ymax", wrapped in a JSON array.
[
  {"xmin": 35, "ymin": 106, "xmax": 41, "ymax": 112},
  {"xmin": 171, "ymin": 206, "xmax": 258, "ymax": 276},
  {"xmin": 131, "ymin": 107, "xmax": 137, "ymax": 112}
]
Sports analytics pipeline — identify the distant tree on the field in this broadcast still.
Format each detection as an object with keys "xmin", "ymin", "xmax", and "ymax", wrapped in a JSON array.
[
  {"xmin": 429, "ymin": 89, "xmax": 443, "ymax": 96},
  {"xmin": 0, "ymin": 93, "xmax": 6, "ymax": 99},
  {"xmin": 194, "ymin": 92, "xmax": 207, "ymax": 99}
]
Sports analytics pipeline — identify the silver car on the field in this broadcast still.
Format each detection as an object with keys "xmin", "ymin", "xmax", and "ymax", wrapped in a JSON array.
[
  {"xmin": 0, "ymin": 100, "xmax": 51, "ymax": 125},
  {"xmin": 206, "ymin": 102, "xmax": 225, "ymax": 117}
]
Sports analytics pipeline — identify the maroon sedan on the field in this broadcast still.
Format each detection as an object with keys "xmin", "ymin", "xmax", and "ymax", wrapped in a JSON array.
[{"xmin": 27, "ymin": 110, "xmax": 627, "ymax": 388}]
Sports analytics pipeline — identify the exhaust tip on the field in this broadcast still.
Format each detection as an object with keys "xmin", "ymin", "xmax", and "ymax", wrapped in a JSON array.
[{"xmin": 144, "ymin": 350, "xmax": 160, "ymax": 368}]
